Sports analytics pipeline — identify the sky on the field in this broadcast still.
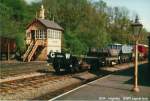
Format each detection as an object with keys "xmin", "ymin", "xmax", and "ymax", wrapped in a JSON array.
[
  {"xmin": 25, "ymin": 0, "xmax": 41, "ymax": 4},
  {"xmin": 25, "ymin": 0, "xmax": 150, "ymax": 32},
  {"xmin": 103, "ymin": 0, "xmax": 150, "ymax": 32}
]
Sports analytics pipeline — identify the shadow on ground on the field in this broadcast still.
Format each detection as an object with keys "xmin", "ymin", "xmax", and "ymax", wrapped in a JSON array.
[{"xmin": 114, "ymin": 63, "xmax": 150, "ymax": 87}]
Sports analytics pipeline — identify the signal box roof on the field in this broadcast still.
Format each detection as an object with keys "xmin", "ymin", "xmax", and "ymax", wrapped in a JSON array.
[{"xmin": 27, "ymin": 18, "xmax": 64, "ymax": 31}]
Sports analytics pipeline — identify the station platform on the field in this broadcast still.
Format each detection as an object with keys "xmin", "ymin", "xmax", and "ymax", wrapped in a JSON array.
[{"xmin": 51, "ymin": 63, "xmax": 150, "ymax": 101}]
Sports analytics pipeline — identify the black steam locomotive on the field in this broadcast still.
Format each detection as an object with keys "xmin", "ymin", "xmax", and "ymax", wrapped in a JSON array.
[{"xmin": 47, "ymin": 52, "xmax": 82, "ymax": 73}]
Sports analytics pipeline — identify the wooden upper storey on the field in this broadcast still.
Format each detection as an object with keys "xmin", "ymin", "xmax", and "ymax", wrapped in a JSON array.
[{"xmin": 26, "ymin": 18, "xmax": 64, "ymax": 45}]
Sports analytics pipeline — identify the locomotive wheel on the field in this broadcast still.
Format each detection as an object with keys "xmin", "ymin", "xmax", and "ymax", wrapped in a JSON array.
[
  {"xmin": 74, "ymin": 66, "xmax": 80, "ymax": 72},
  {"xmin": 118, "ymin": 59, "xmax": 121, "ymax": 64},
  {"xmin": 110, "ymin": 61, "xmax": 113, "ymax": 66},
  {"xmin": 55, "ymin": 62, "xmax": 61, "ymax": 73},
  {"xmin": 90, "ymin": 63, "xmax": 98, "ymax": 71},
  {"xmin": 54, "ymin": 67, "xmax": 60, "ymax": 73},
  {"xmin": 78, "ymin": 66, "xmax": 83, "ymax": 71},
  {"xmin": 70, "ymin": 67, "xmax": 75, "ymax": 73},
  {"xmin": 66, "ymin": 67, "xmax": 74, "ymax": 73},
  {"xmin": 65, "ymin": 68, "xmax": 70, "ymax": 73}
]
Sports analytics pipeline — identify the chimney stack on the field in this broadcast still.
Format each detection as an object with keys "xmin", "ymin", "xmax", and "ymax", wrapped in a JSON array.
[{"xmin": 39, "ymin": 4, "xmax": 45, "ymax": 19}]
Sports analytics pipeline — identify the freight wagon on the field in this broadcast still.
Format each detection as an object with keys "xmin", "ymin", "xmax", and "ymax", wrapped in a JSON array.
[
  {"xmin": 132, "ymin": 44, "xmax": 149, "ymax": 61},
  {"xmin": 47, "ymin": 43, "xmax": 148, "ymax": 73}
]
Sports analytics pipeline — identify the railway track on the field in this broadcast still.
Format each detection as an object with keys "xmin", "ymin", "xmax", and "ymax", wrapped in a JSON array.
[
  {"xmin": 0, "ymin": 62, "xmax": 50, "ymax": 79},
  {"xmin": 0, "ymin": 70, "xmax": 104, "ymax": 99},
  {"xmin": 0, "ymin": 73, "xmax": 70, "ymax": 95},
  {"xmin": 0, "ymin": 61, "xmax": 147, "ymax": 100}
]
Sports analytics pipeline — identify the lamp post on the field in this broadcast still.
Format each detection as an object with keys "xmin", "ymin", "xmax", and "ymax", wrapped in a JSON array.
[
  {"xmin": 131, "ymin": 15, "xmax": 143, "ymax": 92},
  {"xmin": 148, "ymin": 36, "xmax": 150, "ymax": 68}
]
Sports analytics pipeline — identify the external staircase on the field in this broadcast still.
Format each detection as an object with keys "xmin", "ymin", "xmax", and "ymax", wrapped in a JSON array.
[{"xmin": 23, "ymin": 40, "xmax": 41, "ymax": 62}]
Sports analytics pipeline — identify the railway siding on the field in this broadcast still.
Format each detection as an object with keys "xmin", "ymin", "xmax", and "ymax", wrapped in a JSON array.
[{"xmin": 0, "ymin": 72, "xmax": 97, "ymax": 100}]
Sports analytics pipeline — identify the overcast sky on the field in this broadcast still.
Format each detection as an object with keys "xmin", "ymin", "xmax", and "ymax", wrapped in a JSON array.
[{"xmin": 25, "ymin": 0, "xmax": 150, "ymax": 32}]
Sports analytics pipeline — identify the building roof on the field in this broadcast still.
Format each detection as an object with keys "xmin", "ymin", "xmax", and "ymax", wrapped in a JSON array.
[
  {"xmin": 27, "ymin": 18, "xmax": 64, "ymax": 31},
  {"xmin": 37, "ymin": 18, "xmax": 64, "ymax": 31}
]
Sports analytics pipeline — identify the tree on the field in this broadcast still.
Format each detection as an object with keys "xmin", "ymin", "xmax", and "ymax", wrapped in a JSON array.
[{"xmin": 0, "ymin": 0, "xmax": 148, "ymax": 55}]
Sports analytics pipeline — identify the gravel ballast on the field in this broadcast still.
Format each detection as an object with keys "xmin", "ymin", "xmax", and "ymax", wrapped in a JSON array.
[{"xmin": 0, "ymin": 72, "xmax": 97, "ymax": 100}]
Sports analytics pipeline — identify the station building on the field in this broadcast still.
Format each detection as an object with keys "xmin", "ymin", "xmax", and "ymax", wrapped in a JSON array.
[{"xmin": 23, "ymin": 5, "xmax": 64, "ymax": 62}]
